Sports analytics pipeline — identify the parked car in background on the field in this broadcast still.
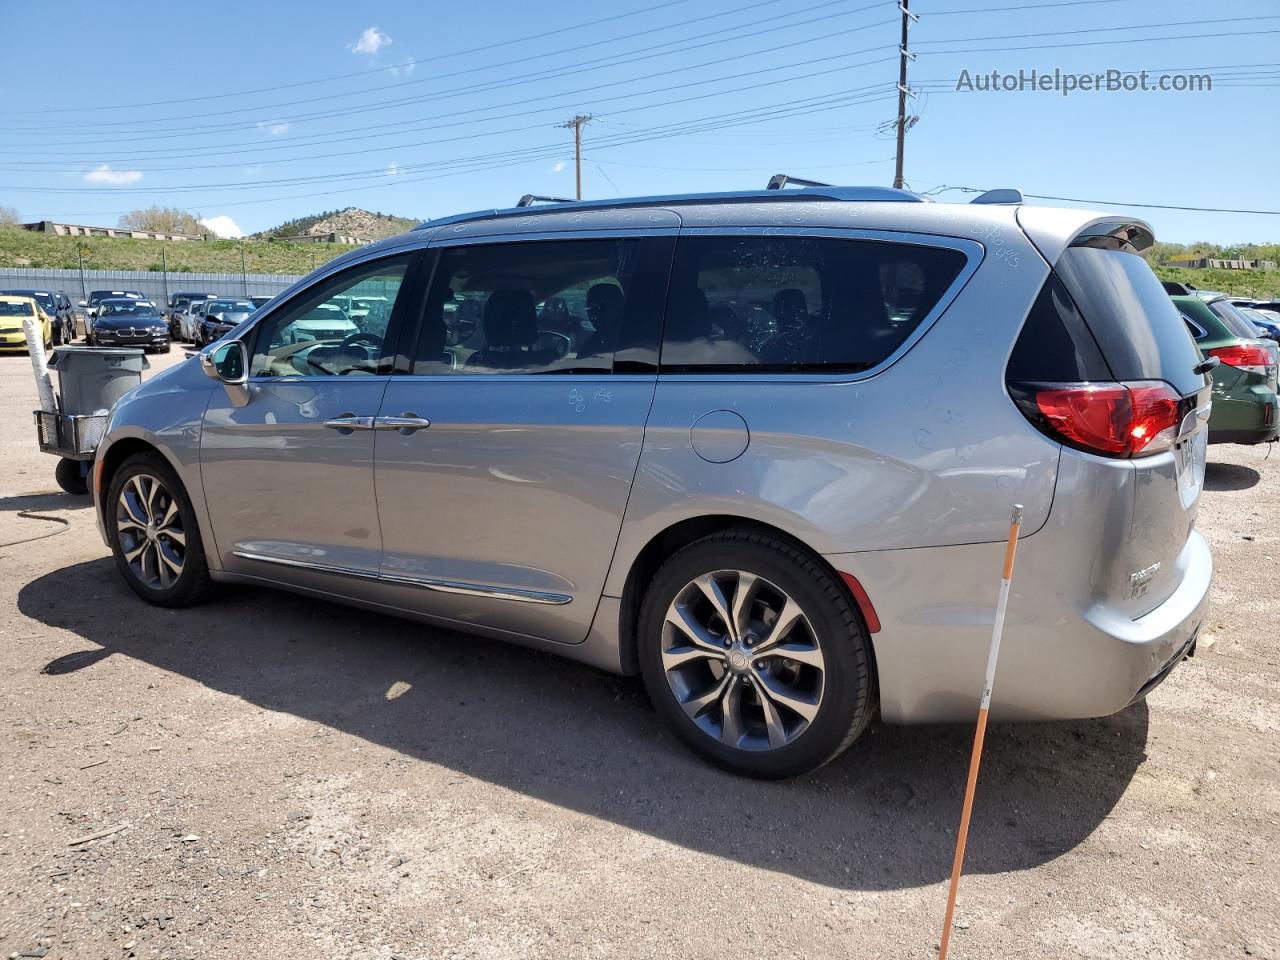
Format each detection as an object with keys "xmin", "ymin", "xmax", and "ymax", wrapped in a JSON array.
[
  {"xmin": 87, "ymin": 298, "xmax": 170, "ymax": 353},
  {"xmin": 0, "ymin": 295, "xmax": 53, "ymax": 352},
  {"xmin": 1174, "ymin": 294, "xmax": 1278, "ymax": 444},
  {"xmin": 1239, "ymin": 306, "xmax": 1280, "ymax": 343},
  {"xmin": 166, "ymin": 292, "xmax": 215, "ymax": 339},
  {"xmin": 56, "ymin": 291, "xmax": 78, "ymax": 341},
  {"xmin": 249, "ymin": 295, "xmax": 273, "ymax": 310},
  {"xmin": 180, "ymin": 299, "xmax": 213, "ymax": 344},
  {"xmin": 0, "ymin": 288, "xmax": 74, "ymax": 345},
  {"xmin": 93, "ymin": 185, "xmax": 1215, "ymax": 778},
  {"xmin": 1250, "ymin": 300, "xmax": 1280, "ymax": 314},
  {"xmin": 197, "ymin": 298, "xmax": 257, "ymax": 345},
  {"xmin": 84, "ymin": 289, "xmax": 145, "ymax": 338}
]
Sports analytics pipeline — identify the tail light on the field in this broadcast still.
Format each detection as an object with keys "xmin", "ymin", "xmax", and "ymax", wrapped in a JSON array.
[
  {"xmin": 1207, "ymin": 343, "xmax": 1275, "ymax": 376},
  {"xmin": 1008, "ymin": 381, "xmax": 1183, "ymax": 457}
]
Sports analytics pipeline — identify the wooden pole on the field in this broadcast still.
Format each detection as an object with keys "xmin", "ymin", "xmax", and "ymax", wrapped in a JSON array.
[{"xmin": 937, "ymin": 503, "xmax": 1023, "ymax": 960}]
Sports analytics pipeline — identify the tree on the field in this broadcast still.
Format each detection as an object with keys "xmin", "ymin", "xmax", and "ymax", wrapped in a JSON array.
[
  {"xmin": 0, "ymin": 205, "xmax": 20, "ymax": 227},
  {"xmin": 118, "ymin": 206, "xmax": 203, "ymax": 236}
]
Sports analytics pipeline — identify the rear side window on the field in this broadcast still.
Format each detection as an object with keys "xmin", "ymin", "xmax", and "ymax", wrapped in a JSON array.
[
  {"xmin": 660, "ymin": 235, "xmax": 966, "ymax": 373},
  {"xmin": 1007, "ymin": 274, "xmax": 1111, "ymax": 381},
  {"xmin": 1207, "ymin": 300, "xmax": 1263, "ymax": 341},
  {"xmin": 1052, "ymin": 246, "xmax": 1204, "ymax": 396}
]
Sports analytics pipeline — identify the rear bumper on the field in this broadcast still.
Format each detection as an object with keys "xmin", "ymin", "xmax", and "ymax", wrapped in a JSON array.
[{"xmin": 826, "ymin": 529, "xmax": 1211, "ymax": 725}]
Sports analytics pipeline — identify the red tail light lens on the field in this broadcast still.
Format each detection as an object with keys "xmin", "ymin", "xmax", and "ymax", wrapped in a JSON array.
[
  {"xmin": 1208, "ymin": 344, "xmax": 1275, "ymax": 376},
  {"xmin": 1010, "ymin": 381, "xmax": 1183, "ymax": 457}
]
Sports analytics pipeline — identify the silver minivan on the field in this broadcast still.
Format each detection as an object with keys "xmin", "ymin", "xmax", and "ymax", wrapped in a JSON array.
[{"xmin": 93, "ymin": 184, "xmax": 1212, "ymax": 778}]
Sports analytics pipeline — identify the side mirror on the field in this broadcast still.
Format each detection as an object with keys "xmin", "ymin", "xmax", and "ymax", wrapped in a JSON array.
[
  {"xmin": 201, "ymin": 340, "xmax": 247, "ymax": 384},
  {"xmin": 77, "ymin": 300, "xmax": 87, "ymax": 308}
]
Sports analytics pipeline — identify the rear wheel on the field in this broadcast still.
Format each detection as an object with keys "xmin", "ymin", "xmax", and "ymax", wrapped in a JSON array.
[
  {"xmin": 638, "ymin": 530, "xmax": 875, "ymax": 779},
  {"xmin": 106, "ymin": 452, "xmax": 211, "ymax": 607}
]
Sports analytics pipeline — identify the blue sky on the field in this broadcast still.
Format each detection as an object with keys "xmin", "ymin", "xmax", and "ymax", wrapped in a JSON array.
[{"xmin": 1, "ymin": 0, "xmax": 1277, "ymax": 243}]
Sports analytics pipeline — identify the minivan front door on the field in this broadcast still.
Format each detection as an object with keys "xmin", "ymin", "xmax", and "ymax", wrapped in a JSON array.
[
  {"xmin": 371, "ymin": 234, "xmax": 670, "ymax": 645},
  {"xmin": 200, "ymin": 252, "xmax": 420, "ymax": 587}
]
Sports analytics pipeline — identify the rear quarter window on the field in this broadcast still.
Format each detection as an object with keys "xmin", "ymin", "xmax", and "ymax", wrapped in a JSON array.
[
  {"xmin": 660, "ymin": 235, "xmax": 967, "ymax": 373},
  {"xmin": 1052, "ymin": 246, "xmax": 1204, "ymax": 397}
]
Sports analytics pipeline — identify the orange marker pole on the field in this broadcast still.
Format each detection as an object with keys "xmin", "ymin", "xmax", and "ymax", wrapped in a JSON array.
[{"xmin": 937, "ymin": 503, "xmax": 1024, "ymax": 960}]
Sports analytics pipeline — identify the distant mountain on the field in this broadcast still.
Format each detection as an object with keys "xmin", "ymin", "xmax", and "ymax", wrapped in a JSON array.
[{"xmin": 255, "ymin": 207, "xmax": 418, "ymax": 241}]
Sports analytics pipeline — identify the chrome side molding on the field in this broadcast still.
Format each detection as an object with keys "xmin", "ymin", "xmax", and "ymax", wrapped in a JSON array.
[{"xmin": 232, "ymin": 551, "xmax": 571, "ymax": 605}]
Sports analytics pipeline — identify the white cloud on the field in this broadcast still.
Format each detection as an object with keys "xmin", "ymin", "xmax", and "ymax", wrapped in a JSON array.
[
  {"xmin": 386, "ymin": 162, "xmax": 401, "ymax": 177},
  {"xmin": 242, "ymin": 165, "xmax": 263, "ymax": 177},
  {"xmin": 84, "ymin": 165, "xmax": 142, "ymax": 186},
  {"xmin": 199, "ymin": 215, "xmax": 245, "ymax": 239},
  {"xmin": 256, "ymin": 121, "xmax": 290, "ymax": 136},
  {"xmin": 551, "ymin": 161, "xmax": 567, "ymax": 173},
  {"xmin": 389, "ymin": 57, "xmax": 416, "ymax": 77},
  {"xmin": 350, "ymin": 26, "xmax": 391, "ymax": 56}
]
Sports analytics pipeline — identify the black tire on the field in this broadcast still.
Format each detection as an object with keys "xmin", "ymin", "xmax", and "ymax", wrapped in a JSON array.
[
  {"xmin": 54, "ymin": 457, "xmax": 89, "ymax": 496},
  {"xmin": 106, "ymin": 452, "xmax": 212, "ymax": 607},
  {"xmin": 638, "ymin": 530, "xmax": 875, "ymax": 779}
]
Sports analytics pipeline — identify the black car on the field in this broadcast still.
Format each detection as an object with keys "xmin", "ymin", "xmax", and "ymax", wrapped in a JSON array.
[
  {"xmin": 0, "ymin": 288, "xmax": 75, "ymax": 344},
  {"xmin": 87, "ymin": 298, "xmax": 170, "ymax": 352},
  {"xmin": 197, "ymin": 298, "xmax": 257, "ymax": 345}
]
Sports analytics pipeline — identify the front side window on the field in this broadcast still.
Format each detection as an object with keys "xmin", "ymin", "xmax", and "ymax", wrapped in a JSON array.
[
  {"xmin": 251, "ymin": 255, "xmax": 413, "ymax": 378},
  {"xmin": 413, "ymin": 238, "xmax": 640, "ymax": 375},
  {"xmin": 660, "ymin": 235, "xmax": 967, "ymax": 373}
]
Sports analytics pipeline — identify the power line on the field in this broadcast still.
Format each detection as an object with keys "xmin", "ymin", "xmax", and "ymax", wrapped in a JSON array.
[
  {"xmin": 0, "ymin": 49, "xmax": 898, "ymax": 174},
  {"xmin": 912, "ymin": 13, "xmax": 1280, "ymax": 46},
  {"xmin": 1, "ymin": 84, "xmax": 897, "ymax": 196},
  {"xmin": 933, "ymin": 186, "xmax": 1280, "ymax": 216},
  {"xmin": 4, "ymin": 0, "xmax": 870, "ymax": 135},
  {"xmin": 0, "ymin": 0, "xmax": 695, "ymax": 114}
]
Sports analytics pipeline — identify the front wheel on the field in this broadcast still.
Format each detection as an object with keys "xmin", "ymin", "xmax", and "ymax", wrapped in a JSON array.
[
  {"xmin": 638, "ymin": 531, "xmax": 875, "ymax": 779},
  {"xmin": 106, "ymin": 452, "xmax": 212, "ymax": 607}
]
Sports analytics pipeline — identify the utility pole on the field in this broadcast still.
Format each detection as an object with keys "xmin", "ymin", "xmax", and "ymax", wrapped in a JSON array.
[
  {"xmin": 160, "ymin": 247, "xmax": 170, "ymax": 308},
  {"xmin": 558, "ymin": 114, "xmax": 594, "ymax": 200},
  {"xmin": 240, "ymin": 241, "xmax": 248, "ymax": 296},
  {"xmin": 893, "ymin": 1, "xmax": 918, "ymax": 190}
]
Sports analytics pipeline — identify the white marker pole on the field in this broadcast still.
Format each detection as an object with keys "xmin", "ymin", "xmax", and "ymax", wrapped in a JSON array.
[
  {"xmin": 937, "ymin": 503, "xmax": 1024, "ymax": 960},
  {"xmin": 23, "ymin": 316, "xmax": 57, "ymax": 414}
]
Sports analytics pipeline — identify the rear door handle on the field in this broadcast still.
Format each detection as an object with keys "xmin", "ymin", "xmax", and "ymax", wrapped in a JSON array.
[
  {"xmin": 374, "ymin": 413, "xmax": 432, "ymax": 434},
  {"xmin": 324, "ymin": 414, "xmax": 376, "ymax": 434}
]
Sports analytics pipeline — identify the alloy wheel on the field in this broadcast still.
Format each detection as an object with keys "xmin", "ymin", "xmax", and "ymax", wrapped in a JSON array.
[
  {"xmin": 115, "ymin": 473, "xmax": 186, "ymax": 590},
  {"xmin": 661, "ymin": 570, "xmax": 826, "ymax": 751}
]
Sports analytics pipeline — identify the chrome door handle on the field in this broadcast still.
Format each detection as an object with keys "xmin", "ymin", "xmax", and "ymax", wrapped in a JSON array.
[
  {"xmin": 374, "ymin": 414, "xmax": 431, "ymax": 434},
  {"xmin": 324, "ymin": 415, "xmax": 376, "ymax": 433}
]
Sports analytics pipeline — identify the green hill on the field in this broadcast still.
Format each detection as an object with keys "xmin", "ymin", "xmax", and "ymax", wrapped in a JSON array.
[
  {"xmin": 0, "ymin": 226, "xmax": 359, "ymax": 274},
  {"xmin": 1152, "ymin": 265, "xmax": 1280, "ymax": 299},
  {"xmin": 254, "ymin": 207, "xmax": 417, "ymax": 241}
]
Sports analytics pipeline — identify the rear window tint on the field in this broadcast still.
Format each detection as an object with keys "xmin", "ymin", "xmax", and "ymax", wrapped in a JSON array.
[
  {"xmin": 1053, "ymin": 246, "xmax": 1204, "ymax": 396},
  {"xmin": 660, "ymin": 235, "xmax": 966, "ymax": 373},
  {"xmin": 1007, "ymin": 273, "xmax": 1111, "ymax": 381}
]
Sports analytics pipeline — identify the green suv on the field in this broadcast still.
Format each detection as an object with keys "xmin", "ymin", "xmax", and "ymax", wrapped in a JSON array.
[{"xmin": 1174, "ymin": 294, "xmax": 1278, "ymax": 444}]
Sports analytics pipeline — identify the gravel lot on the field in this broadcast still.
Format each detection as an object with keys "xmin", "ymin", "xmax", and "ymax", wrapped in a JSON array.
[{"xmin": 0, "ymin": 347, "xmax": 1277, "ymax": 960}]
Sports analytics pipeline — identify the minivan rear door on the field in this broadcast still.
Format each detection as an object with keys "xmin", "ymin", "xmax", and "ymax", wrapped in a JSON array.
[{"xmin": 1052, "ymin": 241, "xmax": 1211, "ymax": 616}]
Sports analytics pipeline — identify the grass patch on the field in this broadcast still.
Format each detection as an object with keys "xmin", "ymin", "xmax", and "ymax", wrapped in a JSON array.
[{"xmin": 0, "ymin": 227, "xmax": 360, "ymax": 274}]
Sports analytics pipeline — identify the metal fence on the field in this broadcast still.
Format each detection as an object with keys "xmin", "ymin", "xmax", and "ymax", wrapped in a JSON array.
[{"xmin": 0, "ymin": 267, "xmax": 306, "ymax": 305}]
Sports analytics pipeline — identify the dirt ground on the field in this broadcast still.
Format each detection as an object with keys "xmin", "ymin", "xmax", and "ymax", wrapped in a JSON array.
[{"xmin": 0, "ymin": 346, "xmax": 1277, "ymax": 960}]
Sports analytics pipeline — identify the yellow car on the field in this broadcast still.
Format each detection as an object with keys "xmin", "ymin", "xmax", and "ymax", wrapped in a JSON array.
[{"xmin": 0, "ymin": 295, "xmax": 53, "ymax": 353}]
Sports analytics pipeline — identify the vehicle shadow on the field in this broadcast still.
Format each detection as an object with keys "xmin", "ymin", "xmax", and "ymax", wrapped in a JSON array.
[
  {"xmin": 19, "ymin": 558, "xmax": 1148, "ymax": 892},
  {"xmin": 0, "ymin": 491, "xmax": 92, "ymax": 513},
  {"xmin": 1204, "ymin": 461, "xmax": 1262, "ymax": 492}
]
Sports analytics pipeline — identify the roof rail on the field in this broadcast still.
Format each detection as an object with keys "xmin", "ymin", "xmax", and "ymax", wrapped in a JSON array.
[
  {"xmin": 766, "ymin": 174, "xmax": 833, "ymax": 190},
  {"xmin": 969, "ymin": 188, "xmax": 1024, "ymax": 205},
  {"xmin": 516, "ymin": 194, "xmax": 576, "ymax": 208},
  {"xmin": 415, "ymin": 185, "xmax": 927, "ymax": 232}
]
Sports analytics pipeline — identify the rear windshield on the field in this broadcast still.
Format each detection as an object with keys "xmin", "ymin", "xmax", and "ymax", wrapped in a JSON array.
[
  {"xmin": 0, "ymin": 301, "xmax": 35, "ymax": 316},
  {"xmin": 1053, "ymin": 246, "xmax": 1204, "ymax": 396},
  {"xmin": 1207, "ymin": 300, "xmax": 1264, "ymax": 341}
]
